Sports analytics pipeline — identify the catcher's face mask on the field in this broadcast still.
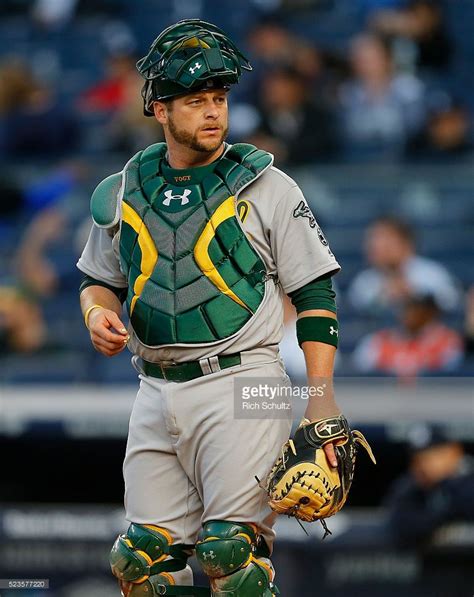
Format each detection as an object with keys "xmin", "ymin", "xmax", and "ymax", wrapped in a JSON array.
[{"xmin": 137, "ymin": 19, "xmax": 252, "ymax": 115}]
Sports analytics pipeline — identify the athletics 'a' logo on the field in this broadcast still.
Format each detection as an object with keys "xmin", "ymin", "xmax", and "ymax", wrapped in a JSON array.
[
  {"xmin": 163, "ymin": 188, "xmax": 192, "ymax": 206},
  {"xmin": 237, "ymin": 199, "xmax": 251, "ymax": 223}
]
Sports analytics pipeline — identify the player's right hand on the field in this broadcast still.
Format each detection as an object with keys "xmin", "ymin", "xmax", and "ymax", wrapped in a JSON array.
[{"xmin": 87, "ymin": 307, "xmax": 129, "ymax": 357}]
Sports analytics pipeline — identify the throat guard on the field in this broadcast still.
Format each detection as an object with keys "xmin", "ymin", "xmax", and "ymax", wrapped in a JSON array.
[{"xmin": 119, "ymin": 143, "xmax": 272, "ymax": 347}]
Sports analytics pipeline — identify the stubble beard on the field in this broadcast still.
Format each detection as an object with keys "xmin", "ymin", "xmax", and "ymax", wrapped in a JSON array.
[{"xmin": 167, "ymin": 114, "xmax": 228, "ymax": 153}]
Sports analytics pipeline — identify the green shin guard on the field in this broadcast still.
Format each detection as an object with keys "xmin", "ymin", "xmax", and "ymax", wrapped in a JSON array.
[
  {"xmin": 110, "ymin": 523, "xmax": 210, "ymax": 596},
  {"xmin": 196, "ymin": 521, "xmax": 277, "ymax": 596},
  {"xmin": 209, "ymin": 561, "xmax": 276, "ymax": 597}
]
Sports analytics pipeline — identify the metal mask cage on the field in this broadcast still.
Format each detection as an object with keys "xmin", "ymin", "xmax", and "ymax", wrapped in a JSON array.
[
  {"xmin": 137, "ymin": 19, "xmax": 252, "ymax": 111},
  {"xmin": 136, "ymin": 19, "xmax": 251, "ymax": 83}
]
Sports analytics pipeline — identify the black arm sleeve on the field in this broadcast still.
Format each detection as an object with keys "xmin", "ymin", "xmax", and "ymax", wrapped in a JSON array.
[
  {"xmin": 287, "ymin": 274, "xmax": 337, "ymax": 315},
  {"xmin": 79, "ymin": 274, "xmax": 127, "ymax": 304}
]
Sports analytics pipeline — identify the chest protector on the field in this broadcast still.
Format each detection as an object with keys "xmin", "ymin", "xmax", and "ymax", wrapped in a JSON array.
[{"xmin": 119, "ymin": 143, "xmax": 272, "ymax": 346}]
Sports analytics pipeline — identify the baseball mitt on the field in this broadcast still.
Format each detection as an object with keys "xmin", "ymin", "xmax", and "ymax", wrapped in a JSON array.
[{"xmin": 264, "ymin": 414, "xmax": 375, "ymax": 525}]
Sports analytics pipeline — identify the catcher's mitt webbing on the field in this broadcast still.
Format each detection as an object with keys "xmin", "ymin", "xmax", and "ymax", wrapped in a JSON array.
[{"xmin": 264, "ymin": 415, "xmax": 375, "ymax": 525}]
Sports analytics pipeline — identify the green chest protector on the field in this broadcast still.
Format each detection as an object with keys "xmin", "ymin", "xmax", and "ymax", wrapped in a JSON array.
[{"xmin": 115, "ymin": 143, "xmax": 272, "ymax": 347}]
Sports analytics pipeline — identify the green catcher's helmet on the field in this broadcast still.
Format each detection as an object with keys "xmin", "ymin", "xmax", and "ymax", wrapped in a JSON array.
[{"xmin": 136, "ymin": 19, "xmax": 252, "ymax": 115}]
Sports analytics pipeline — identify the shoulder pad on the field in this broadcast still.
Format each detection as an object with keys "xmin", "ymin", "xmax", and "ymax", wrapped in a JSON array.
[
  {"xmin": 140, "ymin": 142, "xmax": 167, "ymax": 165},
  {"xmin": 218, "ymin": 143, "xmax": 273, "ymax": 195},
  {"xmin": 225, "ymin": 143, "xmax": 273, "ymax": 172},
  {"xmin": 90, "ymin": 172, "xmax": 123, "ymax": 228},
  {"xmin": 139, "ymin": 143, "xmax": 168, "ymax": 184}
]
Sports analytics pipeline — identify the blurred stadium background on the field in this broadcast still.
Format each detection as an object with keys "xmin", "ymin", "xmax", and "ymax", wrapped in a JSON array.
[{"xmin": 0, "ymin": 0, "xmax": 473, "ymax": 595}]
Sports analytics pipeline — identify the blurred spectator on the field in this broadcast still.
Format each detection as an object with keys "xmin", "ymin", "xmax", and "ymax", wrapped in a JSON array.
[
  {"xmin": 339, "ymin": 32, "xmax": 426, "ymax": 160},
  {"xmin": 16, "ymin": 206, "xmax": 67, "ymax": 298},
  {"xmin": 406, "ymin": 101, "xmax": 473, "ymax": 162},
  {"xmin": 0, "ymin": 60, "xmax": 80, "ymax": 158},
  {"xmin": 0, "ymin": 162, "xmax": 90, "ymax": 362},
  {"xmin": 248, "ymin": 66, "xmax": 338, "ymax": 165},
  {"xmin": 247, "ymin": 17, "xmax": 297, "ymax": 71},
  {"xmin": 0, "ymin": 162, "xmax": 83, "ymax": 229},
  {"xmin": 294, "ymin": 43, "xmax": 350, "ymax": 109},
  {"xmin": 246, "ymin": 16, "xmax": 343, "ymax": 100},
  {"xmin": 14, "ymin": 162, "xmax": 89, "ymax": 297},
  {"xmin": 0, "ymin": 286, "xmax": 47, "ymax": 353},
  {"xmin": 369, "ymin": 0, "xmax": 453, "ymax": 71},
  {"xmin": 0, "ymin": 163, "xmax": 89, "ymax": 358},
  {"xmin": 105, "ymin": 66, "xmax": 163, "ymax": 153},
  {"xmin": 78, "ymin": 52, "xmax": 138, "ymax": 114},
  {"xmin": 384, "ymin": 424, "xmax": 474, "ymax": 546},
  {"xmin": 348, "ymin": 216, "xmax": 461, "ymax": 314},
  {"xmin": 352, "ymin": 294, "xmax": 464, "ymax": 377},
  {"xmin": 78, "ymin": 49, "xmax": 162, "ymax": 152},
  {"xmin": 244, "ymin": 17, "xmax": 302, "ymax": 108},
  {"xmin": 0, "ymin": 60, "xmax": 31, "ymax": 115}
]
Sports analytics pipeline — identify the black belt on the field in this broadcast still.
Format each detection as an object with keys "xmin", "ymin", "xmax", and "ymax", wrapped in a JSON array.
[{"xmin": 142, "ymin": 353, "xmax": 242, "ymax": 382}]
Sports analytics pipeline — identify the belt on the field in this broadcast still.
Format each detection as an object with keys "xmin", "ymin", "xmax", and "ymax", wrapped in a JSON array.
[{"xmin": 142, "ymin": 353, "xmax": 242, "ymax": 382}]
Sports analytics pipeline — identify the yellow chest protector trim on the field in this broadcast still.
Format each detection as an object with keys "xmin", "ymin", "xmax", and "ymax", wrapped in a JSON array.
[
  {"xmin": 194, "ymin": 196, "xmax": 252, "ymax": 314},
  {"xmin": 121, "ymin": 202, "xmax": 158, "ymax": 315}
]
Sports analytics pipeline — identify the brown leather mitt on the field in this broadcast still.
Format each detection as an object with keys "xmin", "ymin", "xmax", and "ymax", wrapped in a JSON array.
[{"xmin": 264, "ymin": 414, "xmax": 376, "ymax": 523}]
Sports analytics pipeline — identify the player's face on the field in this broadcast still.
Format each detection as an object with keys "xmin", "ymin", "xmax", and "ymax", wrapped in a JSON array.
[{"xmin": 161, "ymin": 89, "xmax": 229, "ymax": 153}]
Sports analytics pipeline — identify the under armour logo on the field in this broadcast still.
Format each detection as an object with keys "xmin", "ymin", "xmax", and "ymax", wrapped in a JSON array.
[
  {"xmin": 163, "ymin": 189, "xmax": 192, "ymax": 206},
  {"xmin": 189, "ymin": 62, "xmax": 202, "ymax": 74},
  {"xmin": 293, "ymin": 200, "xmax": 316, "ymax": 228},
  {"xmin": 202, "ymin": 551, "xmax": 216, "ymax": 560},
  {"xmin": 329, "ymin": 326, "xmax": 338, "ymax": 336}
]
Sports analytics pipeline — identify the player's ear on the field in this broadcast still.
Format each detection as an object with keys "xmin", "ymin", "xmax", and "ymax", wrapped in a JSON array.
[{"xmin": 153, "ymin": 101, "xmax": 169, "ymax": 124}]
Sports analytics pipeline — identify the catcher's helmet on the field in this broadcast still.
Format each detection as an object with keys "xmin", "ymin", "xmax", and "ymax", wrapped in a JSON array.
[{"xmin": 136, "ymin": 19, "xmax": 252, "ymax": 115}]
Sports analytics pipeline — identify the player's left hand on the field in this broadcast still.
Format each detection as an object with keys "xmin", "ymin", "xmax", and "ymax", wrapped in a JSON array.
[{"xmin": 264, "ymin": 415, "xmax": 376, "ymax": 523}]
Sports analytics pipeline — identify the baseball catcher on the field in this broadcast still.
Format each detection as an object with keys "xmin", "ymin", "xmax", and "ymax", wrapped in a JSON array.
[{"xmin": 78, "ymin": 16, "xmax": 362, "ymax": 597}]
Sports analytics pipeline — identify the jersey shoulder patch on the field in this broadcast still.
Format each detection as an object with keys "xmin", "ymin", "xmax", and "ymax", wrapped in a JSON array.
[{"xmin": 90, "ymin": 172, "xmax": 123, "ymax": 228}]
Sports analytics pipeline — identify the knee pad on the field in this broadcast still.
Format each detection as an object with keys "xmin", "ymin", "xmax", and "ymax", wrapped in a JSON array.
[
  {"xmin": 196, "ymin": 521, "xmax": 277, "ymax": 596},
  {"xmin": 110, "ymin": 523, "xmax": 194, "ymax": 596}
]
